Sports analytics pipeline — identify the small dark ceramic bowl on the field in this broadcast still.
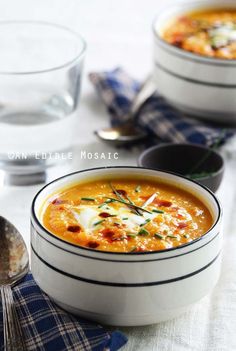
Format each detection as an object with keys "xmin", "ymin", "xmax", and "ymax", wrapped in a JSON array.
[{"xmin": 138, "ymin": 143, "xmax": 224, "ymax": 193}]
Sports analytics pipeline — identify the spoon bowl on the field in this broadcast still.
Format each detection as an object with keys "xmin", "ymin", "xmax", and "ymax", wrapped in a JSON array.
[
  {"xmin": 0, "ymin": 216, "xmax": 29, "ymax": 350},
  {"xmin": 0, "ymin": 216, "xmax": 29, "ymax": 285},
  {"xmin": 94, "ymin": 122, "xmax": 147, "ymax": 146}
]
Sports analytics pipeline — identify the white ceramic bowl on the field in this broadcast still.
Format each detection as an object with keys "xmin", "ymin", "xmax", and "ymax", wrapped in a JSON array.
[
  {"xmin": 153, "ymin": 0, "xmax": 236, "ymax": 123},
  {"xmin": 31, "ymin": 167, "xmax": 222, "ymax": 326}
]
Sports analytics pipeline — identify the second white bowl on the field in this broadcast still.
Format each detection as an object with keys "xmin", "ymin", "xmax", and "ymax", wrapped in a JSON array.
[{"xmin": 153, "ymin": 0, "xmax": 236, "ymax": 123}]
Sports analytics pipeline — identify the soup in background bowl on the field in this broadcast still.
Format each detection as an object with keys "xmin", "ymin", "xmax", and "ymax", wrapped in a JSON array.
[
  {"xmin": 162, "ymin": 8, "xmax": 236, "ymax": 59},
  {"xmin": 31, "ymin": 167, "xmax": 222, "ymax": 326},
  {"xmin": 153, "ymin": 1, "xmax": 236, "ymax": 122}
]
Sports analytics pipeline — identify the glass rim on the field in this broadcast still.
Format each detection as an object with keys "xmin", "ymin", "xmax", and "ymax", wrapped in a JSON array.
[{"xmin": 0, "ymin": 20, "xmax": 87, "ymax": 75}]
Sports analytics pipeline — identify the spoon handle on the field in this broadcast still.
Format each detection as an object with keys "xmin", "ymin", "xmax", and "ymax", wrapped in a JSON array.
[
  {"xmin": 1, "ymin": 285, "xmax": 26, "ymax": 351},
  {"xmin": 130, "ymin": 76, "xmax": 156, "ymax": 117}
]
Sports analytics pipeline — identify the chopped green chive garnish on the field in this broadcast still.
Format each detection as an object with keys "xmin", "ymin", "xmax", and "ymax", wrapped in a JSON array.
[
  {"xmin": 138, "ymin": 228, "xmax": 149, "ymax": 236},
  {"xmin": 127, "ymin": 233, "xmax": 137, "ymax": 238},
  {"xmin": 109, "ymin": 182, "xmax": 123, "ymax": 201},
  {"xmin": 105, "ymin": 197, "xmax": 152, "ymax": 214},
  {"xmin": 81, "ymin": 197, "xmax": 95, "ymax": 201},
  {"xmin": 98, "ymin": 198, "xmax": 115, "ymax": 208},
  {"xmin": 126, "ymin": 195, "xmax": 142, "ymax": 216},
  {"xmin": 93, "ymin": 219, "xmax": 105, "ymax": 226},
  {"xmin": 152, "ymin": 209, "xmax": 164, "ymax": 214},
  {"xmin": 167, "ymin": 234, "xmax": 178, "ymax": 239},
  {"xmin": 154, "ymin": 233, "xmax": 164, "ymax": 239},
  {"xmin": 109, "ymin": 214, "xmax": 117, "ymax": 217},
  {"xmin": 126, "ymin": 195, "xmax": 134, "ymax": 204},
  {"xmin": 135, "ymin": 185, "xmax": 141, "ymax": 193},
  {"xmin": 122, "ymin": 217, "xmax": 128, "ymax": 220},
  {"xmin": 109, "ymin": 181, "xmax": 144, "ymax": 214},
  {"xmin": 119, "ymin": 235, "xmax": 126, "ymax": 240},
  {"xmin": 130, "ymin": 246, "xmax": 137, "ymax": 252},
  {"xmin": 140, "ymin": 218, "xmax": 151, "ymax": 227},
  {"xmin": 183, "ymin": 234, "xmax": 189, "ymax": 239},
  {"xmin": 105, "ymin": 199, "xmax": 114, "ymax": 204}
]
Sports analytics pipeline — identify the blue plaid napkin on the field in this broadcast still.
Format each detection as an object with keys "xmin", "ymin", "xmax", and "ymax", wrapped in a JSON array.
[
  {"xmin": 0, "ymin": 274, "xmax": 127, "ymax": 351},
  {"xmin": 89, "ymin": 67, "xmax": 234, "ymax": 146}
]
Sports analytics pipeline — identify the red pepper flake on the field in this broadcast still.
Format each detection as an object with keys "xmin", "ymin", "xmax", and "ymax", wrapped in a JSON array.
[
  {"xmin": 155, "ymin": 199, "xmax": 172, "ymax": 207},
  {"xmin": 140, "ymin": 195, "xmax": 148, "ymax": 200},
  {"xmin": 52, "ymin": 198, "xmax": 67, "ymax": 205},
  {"xmin": 101, "ymin": 228, "xmax": 124, "ymax": 242},
  {"xmin": 67, "ymin": 225, "xmax": 81, "ymax": 233},
  {"xmin": 140, "ymin": 196, "xmax": 172, "ymax": 207},
  {"xmin": 171, "ymin": 37, "xmax": 184, "ymax": 48},
  {"xmin": 101, "ymin": 228, "xmax": 115, "ymax": 240},
  {"xmin": 178, "ymin": 222, "xmax": 188, "ymax": 229},
  {"xmin": 177, "ymin": 213, "xmax": 184, "ymax": 219},
  {"xmin": 113, "ymin": 189, "xmax": 127, "ymax": 197},
  {"xmin": 87, "ymin": 241, "xmax": 99, "ymax": 249},
  {"xmin": 99, "ymin": 212, "xmax": 114, "ymax": 218},
  {"xmin": 136, "ymin": 246, "xmax": 146, "ymax": 252}
]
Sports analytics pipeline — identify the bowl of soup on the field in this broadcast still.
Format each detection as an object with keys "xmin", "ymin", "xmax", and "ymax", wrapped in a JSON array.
[
  {"xmin": 153, "ymin": 1, "xmax": 236, "ymax": 122},
  {"xmin": 31, "ymin": 167, "xmax": 222, "ymax": 326}
]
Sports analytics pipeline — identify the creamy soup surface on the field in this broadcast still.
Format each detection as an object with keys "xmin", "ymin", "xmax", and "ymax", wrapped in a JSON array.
[
  {"xmin": 42, "ymin": 178, "xmax": 213, "ymax": 253},
  {"xmin": 162, "ymin": 8, "xmax": 236, "ymax": 59}
]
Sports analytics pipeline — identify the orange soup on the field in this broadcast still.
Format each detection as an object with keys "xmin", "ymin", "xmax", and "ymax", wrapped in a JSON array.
[
  {"xmin": 42, "ymin": 178, "xmax": 213, "ymax": 253},
  {"xmin": 162, "ymin": 8, "xmax": 236, "ymax": 59}
]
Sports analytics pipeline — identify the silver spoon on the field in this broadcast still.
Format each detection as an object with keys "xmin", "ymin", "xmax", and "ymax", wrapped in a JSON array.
[
  {"xmin": 94, "ymin": 76, "xmax": 156, "ymax": 146},
  {"xmin": 0, "ymin": 216, "xmax": 29, "ymax": 350}
]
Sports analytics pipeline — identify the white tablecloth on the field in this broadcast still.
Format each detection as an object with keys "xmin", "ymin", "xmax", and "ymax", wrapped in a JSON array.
[
  {"xmin": 120, "ymin": 157, "xmax": 236, "ymax": 351},
  {"xmin": 0, "ymin": 0, "xmax": 235, "ymax": 350}
]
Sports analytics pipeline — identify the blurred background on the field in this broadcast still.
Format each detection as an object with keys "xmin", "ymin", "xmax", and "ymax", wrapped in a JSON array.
[{"xmin": 0, "ymin": 0, "xmax": 171, "ymax": 148}]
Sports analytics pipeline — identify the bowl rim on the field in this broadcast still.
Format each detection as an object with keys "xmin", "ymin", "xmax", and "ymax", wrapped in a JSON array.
[
  {"xmin": 0, "ymin": 20, "xmax": 87, "ymax": 75},
  {"xmin": 152, "ymin": 0, "xmax": 236, "ymax": 66},
  {"xmin": 138, "ymin": 143, "xmax": 225, "ymax": 181},
  {"xmin": 31, "ymin": 166, "xmax": 222, "ymax": 256}
]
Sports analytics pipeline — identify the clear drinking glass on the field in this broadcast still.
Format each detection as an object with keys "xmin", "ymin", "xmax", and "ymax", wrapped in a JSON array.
[{"xmin": 0, "ymin": 21, "xmax": 86, "ymax": 185}]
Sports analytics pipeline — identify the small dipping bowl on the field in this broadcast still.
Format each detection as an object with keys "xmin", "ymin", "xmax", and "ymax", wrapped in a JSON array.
[{"xmin": 138, "ymin": 143, "xmax": 224, "ymax": 193}]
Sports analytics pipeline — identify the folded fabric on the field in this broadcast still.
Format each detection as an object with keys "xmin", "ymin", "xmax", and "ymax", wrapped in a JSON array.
[
  {"xmin": 0, "ymin": 273, "xmax": 127, "ymax": 351},
  {"xmin": 89, "ymin": 67, "xmax": 234, "ymax": 147}
]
